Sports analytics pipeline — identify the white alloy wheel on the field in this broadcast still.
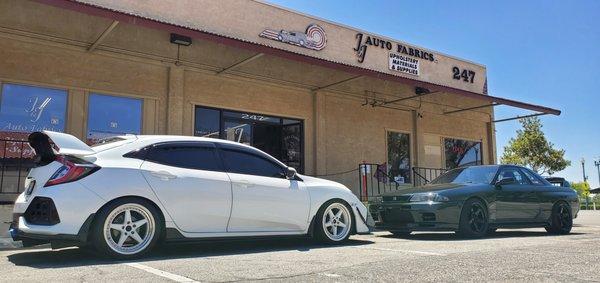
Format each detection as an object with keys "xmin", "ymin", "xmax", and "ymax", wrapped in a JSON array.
[
  {"xmin": 103, "ymin": 203, "xmax": 156, "ymax": 255},
  {"xmin": 321, "ymin": 202, "xmax": 352, "ymax": 241}
]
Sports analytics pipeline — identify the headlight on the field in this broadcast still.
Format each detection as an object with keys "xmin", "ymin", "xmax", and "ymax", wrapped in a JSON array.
[{"xmin": 409, "ymin": 192, "xmax": 450, "ymax": 202}]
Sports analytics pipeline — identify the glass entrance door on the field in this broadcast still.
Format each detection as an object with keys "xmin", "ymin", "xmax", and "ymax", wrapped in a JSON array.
[{"xmin": 195, "ymin": 106, "xmax": 304, "ymax": 173}]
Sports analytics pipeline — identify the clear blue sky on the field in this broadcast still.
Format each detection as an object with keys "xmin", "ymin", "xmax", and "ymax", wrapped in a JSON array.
[{"xmin": 268, "ymin": 0, "xmax": 600, "ymax": 188}]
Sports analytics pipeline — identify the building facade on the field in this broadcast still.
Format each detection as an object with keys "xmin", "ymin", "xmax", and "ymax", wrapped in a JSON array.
[{"xmin": 0, "ymin": 0, "xmax": 559, "ymax": 202}]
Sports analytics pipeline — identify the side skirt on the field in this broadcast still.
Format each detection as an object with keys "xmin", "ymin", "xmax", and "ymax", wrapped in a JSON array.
[
  {"xmin": 164, "ymin": 228, "xmax": 312, "ymax": 243},
  {"xmin": 489, "ymin": 222, "xmax": 550, "ymax": 229}
]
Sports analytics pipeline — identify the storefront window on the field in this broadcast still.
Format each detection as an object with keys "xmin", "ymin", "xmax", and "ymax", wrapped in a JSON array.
[
  {"xmin": 0, "ymin": 83, "xmax": 67, "ymax": 138},
  {"xmin": 387, "ymin": 132, "xmax": 411, "ymax": 184},
  {"xmin": 444, "ymin": 138, "xmax": 482, "ymax": 169},
  {"xmin": 194, "ymin": 107, "xmax": 220, "ymax": 138},
  {"xmin": 87, "ymin": 93, "xmax": 142, "ymax": 144},
  {"xmin": 194, "ymin": 106, "xmax": 304, "ymax": 173},
  {"xmin": 0, "ymin": 83, "xmax": 67, "ymax": 194}
]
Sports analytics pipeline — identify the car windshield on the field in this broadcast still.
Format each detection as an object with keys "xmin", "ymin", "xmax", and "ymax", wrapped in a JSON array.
[{"xmin": 431, "ymin": 166, "xmax": 499, "ymax": 185}]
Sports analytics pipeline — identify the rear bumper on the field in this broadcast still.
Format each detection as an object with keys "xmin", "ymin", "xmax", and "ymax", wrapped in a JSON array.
[
  {"xmin": 13, "ymin": 181, "xmax": 104, "ymax": 236},
  {"xmin": 369, "ymin": 201, "xmax": 462, "ymax": 232},
  {"xmin": 9, "ymin": 213, "xmax": 95, "ymax": 248}
]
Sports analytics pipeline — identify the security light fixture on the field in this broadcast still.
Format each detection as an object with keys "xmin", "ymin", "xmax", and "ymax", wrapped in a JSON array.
[
  {"xmin": 170, "ymin": 33, "xmax": 192, "ymax": 46},
  {"xmin": 415, "ymin": 87, "xmax": 430, "ymax": 95}
]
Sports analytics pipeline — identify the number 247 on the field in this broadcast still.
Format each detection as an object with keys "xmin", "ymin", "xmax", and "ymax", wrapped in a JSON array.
[{"xmin": 452, "ymin": 67, "xmax": 475, "ymax": 83}]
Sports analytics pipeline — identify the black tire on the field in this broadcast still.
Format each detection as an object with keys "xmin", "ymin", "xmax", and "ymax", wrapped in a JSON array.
[
  {"xmin": 545, "ymin": 202, "xmax": 572, "ymax": 235},
  {"xmin": 90, "ymin": 197, "xmax": 163, "ymax": 259},
  {"xmin": 487, "ymin": 228, "xmax": 497, "ymax": 235},
  {"xmin": 314, "ymin": 200, "xmax": 353, "ymax": 244},
  {"xmin": 457, "ymin": 198, "xmax": 489, "ymax": 238},
  {"xmin": 390, "ymin": 231, "xmax": 412, "ymax": 238}
]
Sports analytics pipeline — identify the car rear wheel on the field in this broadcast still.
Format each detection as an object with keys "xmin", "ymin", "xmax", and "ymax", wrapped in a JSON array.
[
  {"xmin": 457, "ymin": 199, "xmax": 489, "ymax": 238},
  {"xmin": 315, "ymin": 200, "xmax": 353, "ymax": 243},
  {"xmin": 545, "ymin": 202, "xmax": 572, "ymax": 235},
  {"xmin": 91, "ymin": 198, "xmax": 162, "ymax": 259}
]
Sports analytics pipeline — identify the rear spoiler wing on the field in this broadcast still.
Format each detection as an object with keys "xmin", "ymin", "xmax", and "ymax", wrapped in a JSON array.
[{"xmin": 28, "ymin": 131, "xmax": 95, "ymax": 160}]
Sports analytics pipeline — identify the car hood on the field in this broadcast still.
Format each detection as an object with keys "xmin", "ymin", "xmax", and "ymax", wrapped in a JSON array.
[
  {"xmin": 382, "ymin": 183, "xmax": 468, "ymax": 196},
  {"xmin": 298, "ymin": 174, "xmax": 349, "ymax": 191}
]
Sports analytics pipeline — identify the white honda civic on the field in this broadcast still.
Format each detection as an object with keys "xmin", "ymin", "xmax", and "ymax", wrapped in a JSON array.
[{"xmin": 10, "ymin": 131, "xmax": 371, "ymax": 258}]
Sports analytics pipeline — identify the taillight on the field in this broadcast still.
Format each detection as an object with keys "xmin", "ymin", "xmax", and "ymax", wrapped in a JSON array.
[{"xmin": 45, "ymin": 156, "xmax": 100, "ymax": 187}]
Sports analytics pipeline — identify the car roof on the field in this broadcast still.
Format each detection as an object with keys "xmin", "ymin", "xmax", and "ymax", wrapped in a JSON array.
[{"xmin": 132, "ymin": 135, "xmax": 255, "ymax": 148}]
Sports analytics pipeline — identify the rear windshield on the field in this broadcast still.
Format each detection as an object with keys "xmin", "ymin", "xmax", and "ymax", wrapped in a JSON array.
[
  {"xmin": 90, "ymin": 137, "xmax": 127, "ymax": 147},
  {"xmin": 90, "ymin": 136, "xmax": 137, "ymax": 152}
]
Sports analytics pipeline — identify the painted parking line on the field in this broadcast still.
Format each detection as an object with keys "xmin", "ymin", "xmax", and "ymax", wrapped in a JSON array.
[
  {"xmin": 125, "ymin": 262, "xmax": 200, "ymax": 282},
  {"xmin": 350, "ymin": 246, "xmax": 446, "ymax": 256}
]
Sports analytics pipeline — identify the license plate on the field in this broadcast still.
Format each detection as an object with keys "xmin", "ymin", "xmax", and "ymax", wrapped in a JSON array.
[{"xmin": 25, "ymin": 179, "xmax": 36, "ymax": 196}]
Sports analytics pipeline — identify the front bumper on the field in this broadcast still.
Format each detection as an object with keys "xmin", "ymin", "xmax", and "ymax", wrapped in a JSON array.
[{"xmin": 369, "ymin": 201, "xmax": 462, "ymax": 232}]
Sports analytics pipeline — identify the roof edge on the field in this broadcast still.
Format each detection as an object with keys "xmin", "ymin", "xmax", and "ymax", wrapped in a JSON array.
[{"xmin": 33, "ymin": 0, "xmax": 560, "ymax": 116}]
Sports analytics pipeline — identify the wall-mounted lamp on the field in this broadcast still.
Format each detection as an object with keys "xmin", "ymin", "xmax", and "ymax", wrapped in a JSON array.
[
  {"xmin": 415, "ymin": 87, "xmax": 430, "ymax": 95},
  {"xmin": 170, "ymin": 33, "xmax": 192, "ymax": 46}
]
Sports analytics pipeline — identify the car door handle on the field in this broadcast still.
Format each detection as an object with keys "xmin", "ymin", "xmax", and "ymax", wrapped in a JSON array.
[
  {"xmin": 150, "ymin": 171, "xmax": 177, "ymax": 180},
  {"xmin": 236, "ymin": 180, "xmax": 254, "ymax": 188}
]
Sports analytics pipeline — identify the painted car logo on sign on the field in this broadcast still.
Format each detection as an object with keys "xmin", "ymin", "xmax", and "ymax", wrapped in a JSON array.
[{"xmin": 260, "ymin": 24, "xmax": 327, "ymax": 51}]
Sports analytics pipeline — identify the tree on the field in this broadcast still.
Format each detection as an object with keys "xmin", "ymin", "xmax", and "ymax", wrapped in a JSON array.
[
  {"xmin": 571, "ymin": 181, "xmax": 590, "ymax": 198},
  {"xmin": 500, "ymin": 117, "xmax": 570, "ymax": 175}
]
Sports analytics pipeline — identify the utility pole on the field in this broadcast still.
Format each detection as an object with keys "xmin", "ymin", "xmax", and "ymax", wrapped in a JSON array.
[{"xmin": 582, "ymin": 158, "xmax": 589, "ymax": 209}]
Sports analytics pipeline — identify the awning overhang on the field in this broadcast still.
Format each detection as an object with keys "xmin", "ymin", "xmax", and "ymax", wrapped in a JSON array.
[{"xmin": 35, "ymin": 0, "xmax": 561, "ymax": 118}]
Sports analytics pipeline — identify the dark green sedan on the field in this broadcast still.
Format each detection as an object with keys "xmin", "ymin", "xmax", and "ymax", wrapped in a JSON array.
[{"xmin": 369, "ymin": 165, "xmax": 579, "ymax": 238}]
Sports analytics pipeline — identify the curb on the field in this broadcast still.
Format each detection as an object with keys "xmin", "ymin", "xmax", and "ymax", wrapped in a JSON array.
[{"xmin": 0, "ymin": 237, "xmax": 22, "ymax": 250}]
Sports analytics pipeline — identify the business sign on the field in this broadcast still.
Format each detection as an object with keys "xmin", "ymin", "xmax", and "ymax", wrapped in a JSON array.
[
  {"xmin": 354, "ymin": 33, "xmax": 435, "ymax": 64},
  {"xmin": 389, "ymin": 53, "xmax": 419, "ymax": 76},
  {"xmin": 260, "ymin": 24, "xmax": 327, "ymax": 51}
]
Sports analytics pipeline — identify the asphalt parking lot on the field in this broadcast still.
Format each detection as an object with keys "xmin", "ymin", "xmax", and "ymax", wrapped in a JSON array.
[{"xmin": 1, "ymin": 211, "xmax": 599, "ymax": 282}]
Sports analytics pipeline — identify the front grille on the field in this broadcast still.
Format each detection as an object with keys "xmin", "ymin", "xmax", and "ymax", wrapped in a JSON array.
[
  {"xmin": 381, "ymin": 209, "xmax": 414, "ymax": 224},
  {"xmin": 24, "ymin": 197, "xmax": 60, "ymax": 225}
]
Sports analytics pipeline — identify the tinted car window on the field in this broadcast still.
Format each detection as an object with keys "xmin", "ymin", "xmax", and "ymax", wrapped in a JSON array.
[
  {"xmin": 431, "ymin": 166, "xmax": 498, "ymax": 185},
  {"xmin": 146, "ymin": 144, "xmax": 222, "ymax": 171},
  {"xmin": 220, "ymin": 149, "xmax": 284, "ymax": 178},
  {"xmin": 497, "ymin": 168, "xmax": 530, "ymax": 185},
  {"xmin": 521, "ymin": 168, "xmax": 548, "ymax": 185}
]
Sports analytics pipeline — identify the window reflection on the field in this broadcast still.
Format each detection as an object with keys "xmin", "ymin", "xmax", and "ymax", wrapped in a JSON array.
[
  {"xmin": 444, "ymin": 138, "xmax": 482, "ymax": 169},
  {"xmin": 0, "ymin": 83, "xmax": 67, "ymax": 138},
  {"xmin": 87, "ymin": 93, "xmax": 142, "ymax": 144},
  {"xmin": 194, "ymin": 106, "xmax": 304, "ymax": 173},
  {"xmin": 387, "ymin": 132, "xmax": 411, "ymax": 184}
]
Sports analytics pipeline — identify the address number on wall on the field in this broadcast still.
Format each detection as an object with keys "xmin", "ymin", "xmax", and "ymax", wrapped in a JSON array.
[{"xmin": 452, "ymin": 67, "xmax": 475, "ymax": 83}]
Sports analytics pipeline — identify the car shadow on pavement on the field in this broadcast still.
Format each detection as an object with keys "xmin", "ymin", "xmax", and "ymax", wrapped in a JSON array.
[
  {"xmin": 378, "ymin": 230, "xmax": 586, "ymax": 241},
  {"xmin": 7, "ymin": 237, "xmax": 373, "ymax": 268}
]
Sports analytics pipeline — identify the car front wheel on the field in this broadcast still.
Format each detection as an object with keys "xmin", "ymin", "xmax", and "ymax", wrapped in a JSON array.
[
  {"xmin": 315, "ymin": 200, "xmax": 353, "ymax": 243},
  {"xmin": 545, "ymin": 202, "xmax": 572, "ymax": 235},
  {"xmin": 457, "ymin": 198, "xmax": 489, "ymax": 238},
  {"xmin": 91, "ymin": 198, "xmax": 162, "ymax": 259}
]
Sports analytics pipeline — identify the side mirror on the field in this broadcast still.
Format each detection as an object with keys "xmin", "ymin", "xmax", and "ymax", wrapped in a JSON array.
[
  {"xmin": 285, "ymin": 167, "xmax": 297, "ymax": 180},
  {"xmin": 495, "ymin": 177, "xmax": 516, "ymax": 187}
]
